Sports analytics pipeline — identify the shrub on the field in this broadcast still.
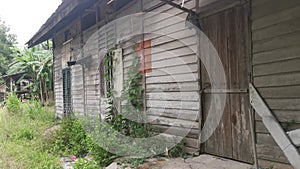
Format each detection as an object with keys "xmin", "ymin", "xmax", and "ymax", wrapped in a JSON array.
[
  {"xmin": 6, "ymin": 92, "xmax": 21, "ymax": 113},
  {"xmin": 50, "ymin": 115, "xmax": 114, "ymax": 167}
]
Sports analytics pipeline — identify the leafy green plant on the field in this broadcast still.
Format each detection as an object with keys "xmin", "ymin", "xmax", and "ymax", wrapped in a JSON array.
[
  {"xmin": 6, "ymin": 92, "xmax": 21, "ymax": 113},
  {"xmin": 8, "ymin": 42, "xmax": 53, "ymax": 104},
  {"xmin": 50, "ymin": 115, "xmax": 88, "ymax": 156},
  {"xmin": 73, "ymin": 158, "xmax": 100, "ymax": 169},
  {"xmin": 50, "ymin": 115, "xmax": 114, "ymax": 167}
]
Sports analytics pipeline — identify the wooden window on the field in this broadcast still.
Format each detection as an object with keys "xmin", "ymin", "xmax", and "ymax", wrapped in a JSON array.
[{"xmin": 100, "ymin": 49, "xmax": 123, "ymax": 114}]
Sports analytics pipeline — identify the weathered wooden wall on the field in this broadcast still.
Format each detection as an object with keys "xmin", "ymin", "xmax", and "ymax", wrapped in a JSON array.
[
  {"xmin": 252, "ymin": 0, "xmax": 300, "ymax": 168},
  {"xmin": 142, "ymin": 0, "xmax": 201, "ymax": 153},
  {"xmin": 53, "ymin": 34, "xmax": 64, "ymax": 118}
]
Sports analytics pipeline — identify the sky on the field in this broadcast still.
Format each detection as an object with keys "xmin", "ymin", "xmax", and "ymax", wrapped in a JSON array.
[{"xmin": 0, "ymin": 0, "xmax": 62, "ymax": 47}]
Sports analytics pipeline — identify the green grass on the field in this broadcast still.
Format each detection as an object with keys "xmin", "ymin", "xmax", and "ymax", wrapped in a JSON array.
[{"xmin": 0, "ymin": 104, "xmax": 61, "ymax": 169}]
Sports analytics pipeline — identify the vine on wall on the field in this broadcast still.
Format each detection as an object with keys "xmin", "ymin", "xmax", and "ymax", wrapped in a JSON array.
[{"xmin": 104, "ymin": 49, "xmax": 148, "ymax": 138}]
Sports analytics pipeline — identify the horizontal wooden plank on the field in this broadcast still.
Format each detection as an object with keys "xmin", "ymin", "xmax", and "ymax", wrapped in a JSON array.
[
  {"xmin": 258, "ymin": 159, "xmax": 293, "ymax": 169},
  {"xmin": 144, "ymin": 22, "xmax": 194, "ymax": 42},
  {"xmin": 123, "ymin": 53, "xmax": 198, "ymax": 69},
  {"xmin": 147, "ymin": 100, "xmax": 200, "ymax": 110},
  {"xmin": 183, "ymin": 137, "xmax": 199, "ymax": 149},
  {"xmin": 256, "ymin": 85, "xmax": 300, "ymax": 99},
  {"xmin": 257, "ymin": 133, "xmax": 278, "ymax": 147},
  {"xmin": 146, "ymin": 64, "xmax": 198, "ymax": 77},
  {"xmin": 151, "ymin": 49, "xmax": 197, "ymax": 63},
  {"xmin": 252, "ymin": 4, "xmax": 300, "ymax": 30},
  {"xmin": 254, "ymin": 72, "xmax": 300, "ymax": 87},
  {"xmin": 253, "ymin": 45, "xmax": 300, "ymax": 65},
  {"xmin": 256, "ymin": 144, "xmax": 289, "ymax": 164},
  {"xmin": 147, "ymin": 115, "xmax": 199, "ymax": 129},
  {"xmin": 256, "ymin": 111, "xmax": 300, "ymax": 124},
  {"xmin": 151, "ymin": 34, "xmax": 197, "ymax": 51},
  {"xmin": 146, "ymin": 73, "xmax": 198, "ymax": 84},
  {"xmin": 183, "ymin": 146, "xmax": 200, "ymax": 155},
  {"xmin": 146, "ymin": 107, "xmax": 199, "ymax": 121},
  {"xmin": 253, "ymin": 58, "xmax": 300, "ymax": 76},
  {"xmin": 252, "ymin": 0, "xmax": 300, "ymax": 21},
  {"xmin": 147, "ymin": 92, "xmax": 199, "ymax": 101},
  {"xmin": 150, "ymin": 124, "xmax": 199, "ymax": 139},
  {"xmin": 253, "ymin": 30, "xmax": 300, "ymax": 53},
  {"xmin": 146, "ymin": 82, "xmax": 199, "ymax": 92},
  {"xmin": 265, "ymin": 99, "xmax": 300, "ymax": 110},
  {"xmin": 252, "ymin": 16, "xmax": 300, "ymax": 42},
  {"xmin": 144, "ymin": 12, "xmax": 188, "ymax": 32},
  {"xmin": 256, "ymin": 121, "xmax": 269, "ymax": 134}
]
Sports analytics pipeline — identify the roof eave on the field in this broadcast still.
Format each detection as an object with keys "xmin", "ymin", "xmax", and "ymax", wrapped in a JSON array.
[{"xmin": 26, "ymin": 0, "xmax": 82, "ymax": 48}]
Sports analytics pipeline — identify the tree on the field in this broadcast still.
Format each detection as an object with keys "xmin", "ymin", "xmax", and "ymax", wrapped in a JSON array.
[
  {"xmin": 8, "ymin": 42, "xmax": 53, "ymax": 103},
  {"xmin": 0, "ymin": 18, "xmax": 17, "ymax": 77}
]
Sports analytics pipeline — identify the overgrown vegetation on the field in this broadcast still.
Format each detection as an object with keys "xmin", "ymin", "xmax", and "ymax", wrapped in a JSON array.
[
  {"xmin": 47, "ymin": 115, "xmax": 114, "ymax": 167},
  {"xmin": 0, "ymin": 18, "xmax": 16, "ymax": 78},
  {"xmin": 0, "ymin": 44, "xmax": 187, "ymax": 169},
  {"xmin": 0, "ymin": 94, "xmax": 60, "ymax": 169},
  {"xmin": 8, "ymin": 43, "xmax": 53, "ymax": 103}
]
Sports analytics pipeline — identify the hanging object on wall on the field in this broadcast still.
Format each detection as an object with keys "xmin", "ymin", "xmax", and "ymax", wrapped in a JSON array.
[{"xmin": 181, "ymin": 0, "xmax": 185, "ymax": 8}]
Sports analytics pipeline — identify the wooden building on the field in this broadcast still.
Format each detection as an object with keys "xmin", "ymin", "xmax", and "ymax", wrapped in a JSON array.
[
  {"xmin": 0, "ymin": 72, "xmax": 32, "ymax": 100},
  {"xmin": 27, "ymin": 0, "xmax": 300, "ymax": 168}
]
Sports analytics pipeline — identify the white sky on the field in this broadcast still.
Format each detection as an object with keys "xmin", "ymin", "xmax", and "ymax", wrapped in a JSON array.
[{"xmin": 0, "ymin": 0, "xmax": 62, "ymax": 47}]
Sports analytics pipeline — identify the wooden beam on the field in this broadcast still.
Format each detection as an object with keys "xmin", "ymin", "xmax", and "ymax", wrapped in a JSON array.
[
  {"xmin": 159, "ymin": 0, "xmax": 194, "ymax": 14},
  {"xmin": 249, "ymin": 83, "xmax": 300, "ymax": 169},
  {"xmin": 287, "ymin": 129, "xmax": 300, "ymax": 147}
]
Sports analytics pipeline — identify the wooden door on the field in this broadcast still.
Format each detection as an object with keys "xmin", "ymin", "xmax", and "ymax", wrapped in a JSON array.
[{"xmin": 200, "ymin": 3, "xmax": 253, "ymax": 163}]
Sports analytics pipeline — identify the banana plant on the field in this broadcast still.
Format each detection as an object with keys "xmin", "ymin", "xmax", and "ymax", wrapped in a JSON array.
[{"xmin": 8, "ymin": 42, "xmax": 53, "ymax": 103}]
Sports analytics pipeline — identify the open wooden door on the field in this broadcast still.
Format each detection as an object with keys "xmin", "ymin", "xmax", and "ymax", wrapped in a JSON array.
[{"xmin": 200, "ymin": 2, "xmax": 253, "ymax": 163}]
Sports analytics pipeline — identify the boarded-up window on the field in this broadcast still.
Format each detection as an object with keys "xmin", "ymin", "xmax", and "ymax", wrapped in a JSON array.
[{"xmin": 135, "ymin": 40, "xmax": 152, "ymax": 74}]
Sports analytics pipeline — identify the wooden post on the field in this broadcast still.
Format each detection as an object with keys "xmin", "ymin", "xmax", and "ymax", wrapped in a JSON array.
[
  {"xmin": 249, "ymin": 108, "xmax": 259, "ymax": 169},
  {"xmin": 10, "ymin": 77, "xmax": 13, "ymax": 92}
]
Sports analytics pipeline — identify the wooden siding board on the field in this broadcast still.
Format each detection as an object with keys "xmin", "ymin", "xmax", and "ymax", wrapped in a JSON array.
[
  {"xmin": 253, "ymin": 5, "xmax": 300, "ymax": 29},
  {"xmin": 253, "ymin": 30, "xmax": 300, "ymax": 54},
  {"xmin": 147, "ymin": 108, "xmax": 199, "ymax": 121},
  {"xmin": 254, "ymin": 72, "xmax": 300, "ymax": 88},
  {"xmin": 256, "ymin": 144, "xmax": 289, "ymax": 164},
  {"xmin": 253, "ymin": 46, "xmax": 300, "ymax": 65},
  {"xmin": 253, "ymin": 16, "xmax": 300, "ymax": 42},
  {"xmin": 258, "ymin": 159, "xmax": 293, "ymax": 169},
  {"xmin": 257, "ymin": 86, "xmax": 300, "ymax": 99},
  {"xmin": 251, "ymin": 0, "xmax": 300, "ymax": 20},
  {"xmin": 253, "ymin": 58, "xmax": 300, "ymax": 77}
]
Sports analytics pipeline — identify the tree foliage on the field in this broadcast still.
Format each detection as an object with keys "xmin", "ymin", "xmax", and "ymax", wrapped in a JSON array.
[
  {"xmin": 0, "ymin": 18, "xmax": 17, "ymax": 76},
  {"xmin": 8, "ymin": 42, "xmax": 53, "ymax": 103}
]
